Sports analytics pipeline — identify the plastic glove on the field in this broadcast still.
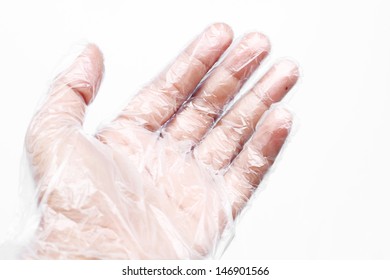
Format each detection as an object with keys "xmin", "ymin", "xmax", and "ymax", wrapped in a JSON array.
[{"xmin": 24, "ymin": 23, "xmax": 299, "ymax": 259}]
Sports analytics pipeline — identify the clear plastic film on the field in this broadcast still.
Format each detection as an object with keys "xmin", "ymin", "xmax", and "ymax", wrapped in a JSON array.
[{"xmin": 5, "ymin": 23, "xmax": 299, "ymax": 259}]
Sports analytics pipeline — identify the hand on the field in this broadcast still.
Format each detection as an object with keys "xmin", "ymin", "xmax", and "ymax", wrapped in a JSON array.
[{"xmin": 25, "ymin": 23, "xmax": 298, "ymax": 259}]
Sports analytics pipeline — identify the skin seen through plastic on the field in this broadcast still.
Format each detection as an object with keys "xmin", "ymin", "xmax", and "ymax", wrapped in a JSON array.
[{"xmin": 24, "ymin": 23, "xmax": 299, "ymax": 259}]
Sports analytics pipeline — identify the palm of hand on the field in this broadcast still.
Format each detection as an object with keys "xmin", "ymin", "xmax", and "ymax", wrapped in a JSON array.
[{"xmin": 26, "ymin": 23, "xmax": 298, "ymax": 259}]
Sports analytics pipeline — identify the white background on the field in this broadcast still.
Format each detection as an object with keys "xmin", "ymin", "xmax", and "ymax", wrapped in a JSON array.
[{"xmin": 0, "ymin": 0, "xmax": 389, "ymax": 259}]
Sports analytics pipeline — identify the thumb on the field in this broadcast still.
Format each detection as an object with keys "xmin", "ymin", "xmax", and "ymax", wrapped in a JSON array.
[
  {"xmin": 26, "ymin": 44, "xmax": 104, "ymax": 176},
  {"xmin": 55, "ymin": 43, "xmax": 104, "ymax": 106},
  {"xmin": 29, "ymin": 43, "xmax": 104, "ymax": 132}
]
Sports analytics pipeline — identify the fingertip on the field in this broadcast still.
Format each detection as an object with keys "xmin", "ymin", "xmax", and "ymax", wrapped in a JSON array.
[
  {"xmin": 207, "ymin": 22, "xmax": 234, "ymax": 39},
  {"xmin": 243, "ymin": 32, "xmax": 271, "ymax": 54},
  {"xmin": 190, "ymin": 23, "xmax": 233, "ymax": 63},
  {"xmin": 256, "ymin": 59, "xmax": 299, "ymax": 106},
  {"xmin": 274, "ymin": 59, "xmax": 300, "ymax": 84},
  {"xmin": 83, "ymin": 43, "xmax": 105, "ymax": 75},
  {"xmin": 269, "ymin": 107, "xmax": 293, "ymax": 132},
  {"xmin": 223, "ymin": 32, "xmax": 270, "ymax": 78},
  {"xmin": 57, "ymin": 43, "xmax": 105, "ymax": 104},
  {"xmin": 77, "ymin": 44, "xmax": 105, "ymax": 103},
  {"xmin": 202, "ymin": 23, "xmax": 234, "ymax": 49}
]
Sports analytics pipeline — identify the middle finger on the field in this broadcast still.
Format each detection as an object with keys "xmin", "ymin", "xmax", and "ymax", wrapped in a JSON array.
[{"xmin": 164, "ymin": 32, "xmax": 270, "ymax": 144}]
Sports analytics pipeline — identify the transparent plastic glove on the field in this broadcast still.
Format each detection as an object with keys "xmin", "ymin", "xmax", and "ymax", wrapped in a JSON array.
[{"xmin": 24, "ymin": 23, "xmax": 299, "ymax": 259}]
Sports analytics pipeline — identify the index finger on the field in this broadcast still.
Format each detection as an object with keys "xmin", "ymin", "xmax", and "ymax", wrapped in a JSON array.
[{"xmin": 116, "ymin": 23, "xmax": 233, "ymax": 131}]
